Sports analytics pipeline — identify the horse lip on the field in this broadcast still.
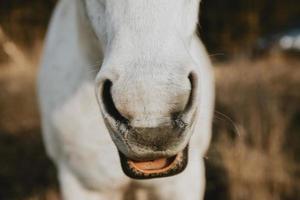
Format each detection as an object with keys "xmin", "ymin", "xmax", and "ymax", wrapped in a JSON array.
[{"xmin": 118, "ymin": 146, "xmax": 189, "ymax": 179}]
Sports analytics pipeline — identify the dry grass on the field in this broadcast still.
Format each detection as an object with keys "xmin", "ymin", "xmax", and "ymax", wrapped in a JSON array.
[
  {"xmin": 0, "ymin": 26, "xmax": 41, "ymax": 134},
  {"xmin": 0, "ymin": 26, "xmax": 60, "ymax": 200},
  {"xmin": 0, "ymin": 23, "xmax": 299, "ymax": 200},
  {"xmin": 206, "ymin": 57, "xmax": 300, "ymax": 200}
]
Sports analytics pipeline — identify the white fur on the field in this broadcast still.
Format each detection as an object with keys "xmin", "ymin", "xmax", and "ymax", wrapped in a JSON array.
[{"xmin": 38, "ymin": 0, "xmax": 214, "ymax": 199}]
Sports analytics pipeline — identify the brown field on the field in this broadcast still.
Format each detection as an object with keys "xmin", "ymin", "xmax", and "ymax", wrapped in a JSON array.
[
  {"xmin": 206, "ymin": 56, "xmax": 300, "ymax": 200},
  {"xmin": 0, "ymin": 4, "xmax": 300, "ymax": 199}
]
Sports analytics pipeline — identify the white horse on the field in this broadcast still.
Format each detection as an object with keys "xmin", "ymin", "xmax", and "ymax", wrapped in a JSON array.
[{"xmin": 38, "ymin": 0, "xmax": 214, "ymax": 199}]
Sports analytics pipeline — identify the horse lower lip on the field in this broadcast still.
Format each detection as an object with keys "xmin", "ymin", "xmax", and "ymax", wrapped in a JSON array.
[
  {"xmin": 128, "ymin": 154, "xmax": 178, "ymax": 172},
  {"xmin": 118, "ymin": 146, "xmax": 189, "ymax": 179}
]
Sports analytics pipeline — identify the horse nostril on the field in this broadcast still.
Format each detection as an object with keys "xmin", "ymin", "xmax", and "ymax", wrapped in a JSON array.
[
  {"xmin": 172, "ymin": 72, "xmax": 198, "ymax": 119},
  {"xmin": 101, "ymin": 80, "xmax": 129, "ymax": 123},
  {"xmin": 169, "ymin": 72, "xmax": 198, "ymax": 130},
  {"xmin": 185, "ymin": 72, "xmax": 198, "ymax": 112}
]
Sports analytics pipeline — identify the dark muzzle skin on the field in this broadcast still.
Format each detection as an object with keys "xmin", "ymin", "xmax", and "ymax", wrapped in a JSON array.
[{"xmin": 126, "ymin": 118, "xmax": 187, "ymax": 152}]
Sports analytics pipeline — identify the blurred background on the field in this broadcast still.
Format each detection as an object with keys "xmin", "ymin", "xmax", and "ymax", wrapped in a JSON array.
[{"xmin": 0, "ymin": 0, "xmax": 299, "ymax": 199}]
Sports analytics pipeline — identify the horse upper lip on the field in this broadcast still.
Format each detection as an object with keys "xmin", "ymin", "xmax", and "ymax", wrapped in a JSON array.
[{"xmin": 102, "ymin": 112, "xmax": 192, "ymax": 159}]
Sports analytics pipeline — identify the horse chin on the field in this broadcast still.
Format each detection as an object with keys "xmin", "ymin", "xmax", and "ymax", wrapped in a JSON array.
[{"xmin": 118, "ymin": 146, "xmax": 189, "ymax": 179}]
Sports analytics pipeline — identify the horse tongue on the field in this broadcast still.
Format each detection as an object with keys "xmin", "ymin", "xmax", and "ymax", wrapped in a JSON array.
[{"xmin": 133, "ymin": 158, "xmax": 169, "ymax": 170}]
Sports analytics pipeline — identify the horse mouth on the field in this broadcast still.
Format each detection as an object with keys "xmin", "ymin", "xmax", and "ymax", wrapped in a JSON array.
[{"xmin": 118, "ymin": 146, "xmax": 188, "ymax": 179}]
